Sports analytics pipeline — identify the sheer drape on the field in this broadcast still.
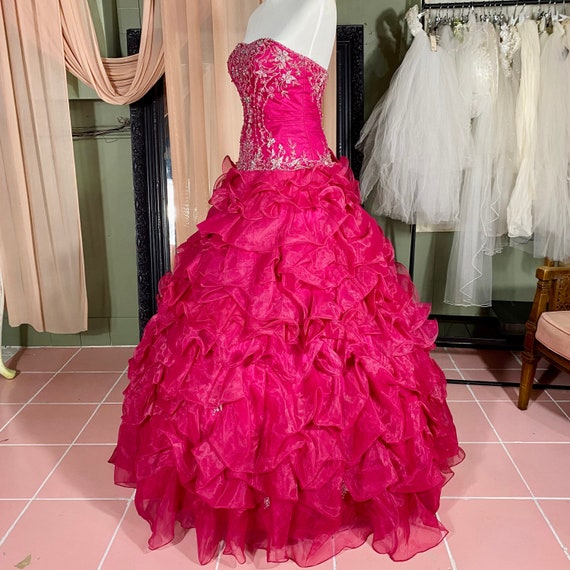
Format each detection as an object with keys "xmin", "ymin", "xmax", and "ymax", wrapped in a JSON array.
[
  {"xmin": 0, "ymin": 0, "xmax": 163, "ymax": 333},
  {"xmin": 161, "ymin": 0, "xmax": 257, "ymax": 244},
  {"xmin": 161, "ymin": 0, "xmax": 337, "ymax": 244},
  {"xmin": 0, "ymin": 0, "xmax": 87, "ymax": 333},
  {"xmin": 60, "ymin": 0, "xmax": 164, "ymax": 105},
  {"xmin": 0, "ymin": 0, "xmax": 336, "ymax": 333}
]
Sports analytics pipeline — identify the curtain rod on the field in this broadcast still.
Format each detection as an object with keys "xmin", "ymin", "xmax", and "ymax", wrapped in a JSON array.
[{"xmin": 422, "ymin": 0, "xmax": 564, "ymax": 8}]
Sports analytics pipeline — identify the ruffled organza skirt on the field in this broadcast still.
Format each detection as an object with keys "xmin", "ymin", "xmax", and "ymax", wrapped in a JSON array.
[{"xmin": 109, "ymin": 157, "xmax": 464, "ymax": 567}]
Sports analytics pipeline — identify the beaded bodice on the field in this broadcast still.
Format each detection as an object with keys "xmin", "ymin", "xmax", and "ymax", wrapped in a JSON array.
[{"xmin": 228, "ymin": 38, "xmax": 333, "ymax": 171}]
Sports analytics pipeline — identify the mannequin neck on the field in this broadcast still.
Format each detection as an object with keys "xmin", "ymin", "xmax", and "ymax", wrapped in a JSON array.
[{"xmin": 243, "ymin": 0, "xmax": 336, "ymax": 69}]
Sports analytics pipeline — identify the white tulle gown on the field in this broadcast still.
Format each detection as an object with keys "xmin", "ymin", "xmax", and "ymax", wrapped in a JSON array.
[
  {"xmin": 533, "ymin": 21, "xmax": 570, "ymax": 262},
  {"xmin": 506, "ymin": 18, "xmax": 541, "ymax": 241},
  {"xmin": 357, "ymin": 6, "xmax": 471, "ymax": 226}
]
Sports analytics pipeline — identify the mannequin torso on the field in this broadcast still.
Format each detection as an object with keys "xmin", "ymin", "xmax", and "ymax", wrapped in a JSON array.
[{"xmin": 242, "ymin": 0, "xmax": 337, "ymax": 69}]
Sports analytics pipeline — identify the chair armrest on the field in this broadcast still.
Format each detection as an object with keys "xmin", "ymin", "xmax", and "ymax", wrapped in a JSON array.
[{"xmin": 536, "ymin": 265, "xmax": 570, "ymax": 281}]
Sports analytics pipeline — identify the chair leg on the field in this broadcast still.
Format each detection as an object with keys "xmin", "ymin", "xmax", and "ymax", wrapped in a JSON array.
[{"xmin": 518, "ymin": 350, "xmax": 539, "ymax": 410}]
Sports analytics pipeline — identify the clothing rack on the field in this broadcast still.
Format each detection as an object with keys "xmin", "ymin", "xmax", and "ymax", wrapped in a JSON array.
[
  {"xmin": 410, "ymin": 0, "xmax": 556, "ymax": 351},
  {"xmin": 422, "ymin": 0, "xmax": 566, "ymax": 8}
]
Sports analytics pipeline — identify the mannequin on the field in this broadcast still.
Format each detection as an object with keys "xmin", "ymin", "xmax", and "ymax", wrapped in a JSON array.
[{"xmin": 243, "ymin": 0, "xmax": 337, "ymax": 70}]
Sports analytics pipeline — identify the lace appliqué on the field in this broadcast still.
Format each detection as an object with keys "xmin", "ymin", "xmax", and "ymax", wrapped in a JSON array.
[
  {"xmin": 499, "ymin": 23, "xmax": 521, "ymax": 76},
  {"xmin": 405, "ymin": 6, "xmax": 423, "ymax": 37},
  {"xmin": 228, "ymin": 38, "xmax": 333, "ymax": 172}
]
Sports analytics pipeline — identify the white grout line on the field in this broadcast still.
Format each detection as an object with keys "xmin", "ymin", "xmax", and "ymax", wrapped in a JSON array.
[
  {"xmin": 458, "ymin": 441, "xmax": 570, "ymax": 445},
  {"xmin": 45, "ymin": 370, "xmax": 127, "ymax": 374},
  {"xmin": 435, "ymin": 510, "xmax": 457, "ymax": 570},
  {"xmin": 441, "ymin": 496, "xmax": 570, "ymax": 501},
  {"xmin": 12, "ymin": 402, "xmax": 116, "ymax": 406},
  {"xmin": 331, "ymin": 535, "xmax": 337, "ymax": 570},
  {"xmin": 443, "ymin": 534, "xmax": 457, "ymax": 570},
  {"xmin": 97, "ymin": 497, "xmax": 133, "ymax": 570},
  {"xmin": 0, "ymin": 442, "xmax": 117, "ymax": 447},
  {"xmin": 552, "ymin": 401, "xmax": 570, "ymax": 422},
  {"xmin": 0, "ymin": 370, "xmax": 126, "ymax": 548},
  {"xmin": 0, "ymin": 494, "xmax": 133, "ymax": 502},
  {"xmin": 472, "ymin": 398, "xmax": 570, "ymax": 561},
  {"xmin": 447, "ymin": 351, "xmax": 570, "ymax": 561},
  {"xmin": 214, "ymin": 540, "xmax": 225, "ymax": 570},
  {"xmin": 0, "ymin": 348, "xmax": 82, "ymax": 432}
]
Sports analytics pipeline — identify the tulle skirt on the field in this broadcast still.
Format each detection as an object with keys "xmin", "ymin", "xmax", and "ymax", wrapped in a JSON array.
[
  {"xmin": 445, "ymin": 21, "xmax": 519, "ymax": 307},
  {"xmin": 533, "ymin": 22, "xmax": 570, "ymax": 262},
  {"xmin": 109, "ymin": 157, "xmax": 463, "ymax": 567},
  {"xmin": 357, "ymin": 29, "xmax": 471, "ymax": 226}
]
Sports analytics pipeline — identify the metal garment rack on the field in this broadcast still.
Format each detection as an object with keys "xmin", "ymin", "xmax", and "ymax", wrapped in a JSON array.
[
  {"xmin": 409, "ymin": 0, "xmax": 569, "ymax": 391},
  {"xmin": 423, "ymin": 0, "xmax": 537, "ymax": 7}
]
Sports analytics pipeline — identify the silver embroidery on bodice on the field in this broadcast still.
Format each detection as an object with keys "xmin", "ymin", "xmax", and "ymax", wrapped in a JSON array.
[{"xmin": 228, "ymin": 38, "xmax": 333, "ymax": 171}]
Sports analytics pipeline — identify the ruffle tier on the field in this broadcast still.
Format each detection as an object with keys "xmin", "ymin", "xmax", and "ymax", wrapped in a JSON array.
[{"xmin": 109, "ymin": 157, "xmax": 463, "ymax": 567}]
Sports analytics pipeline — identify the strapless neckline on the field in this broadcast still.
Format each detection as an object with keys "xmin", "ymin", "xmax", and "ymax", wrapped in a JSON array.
[
  {"xmin": 228, "ymin": 35, "xmax": 332, "ymax": 171},
  {"xmin": 233, "ymin": 37, "xmax": 328, "ymax": 74}
]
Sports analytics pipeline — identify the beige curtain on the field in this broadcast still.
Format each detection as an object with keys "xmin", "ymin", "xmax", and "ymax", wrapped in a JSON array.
[
  {"xmin": 0, "ymin": 0, "xmax": 336, "ymax": 333},
  {"xmin": 0, "ymin": 0, "xmax": 87, "ymax": 333},
  {"xmin": 60, "ymin": 0, "xmax": 164, "ymax": 105},
  {"xmin": 161, "ymin": 0, "xmax": 259, "ymax": 245},
  {"xmin": 161, "ymin": 0, "xmax": 337, "ymax": 246},
  {"xmin": 0, "ymin": 0, "xmax": 164, "ymax": 333}
]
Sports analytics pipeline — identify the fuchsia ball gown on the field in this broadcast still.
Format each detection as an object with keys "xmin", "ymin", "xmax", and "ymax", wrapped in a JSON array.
[{"xmin": 110, "ymin": 38, "xmax": 464, "ymax": 567}]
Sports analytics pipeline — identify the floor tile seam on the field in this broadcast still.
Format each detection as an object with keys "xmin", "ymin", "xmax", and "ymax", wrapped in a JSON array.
[
  {"xmin": 0, "ymin": 403, "xmax": 26, "ymax": 433},
  {"xmin": 467, "ymin": 398, "xmax": 519, "ymax": 403},
  {"xmin": 444, "ymin": 351, "xmax": 463, "ymax": 379},
  {"xmin": 0, "ymin": 348, "xmax": 82, "ymax": 432},
  {"xmin": 446, "ymin": 358, "xmax": 491, "ymax": 418},
  {"xmin": 441, "ymin": 496, "xmax": 570, "ymax": 501},
  {"xmin": 531, "ymin": 499, "xmax": 570, "ymax": 561},
  {"xmin": 96, "ymin": 497, "xmax": 133, "ymax": 570},
  {"xmin": 473, "ymin": 399, "xmax": 533, "ymax": 490},
  {"xmin": 100, "ymin": 372, "xmax": 127, "ymax": 404},
  {"xmin": 0, "ymin": 497, "xmax": 132, "ymax": 501},
  {"xmin": 457, "ymin": 440, "xmax": 570, "ymax": 444},
  {"xmin": 215, "ymin": 540, "xmax": 226, "ymax": 570},
  {"xmin": 552, "ymin": 400, "xmax": 570, "ymax": 421},
  {"xmin": 511, "ymin": 351, "xmax": 556, "ymax": 386},
  {"xmin": 51, "ymin": 368, "xmax": 124, "ymax": 374},
  {"xmin": 435, "ymin": 513, "xmax": 458, "ymax": 570},
  {"xmin": 15, "ymin": 347, "xmax": 82, "ymax": 378},
  {"xmin": 4, "ymin": 400, "xmax": 126, "ymax": 405},
  {"xmin": 0, "ymin": 443, "xmax": 115, "ymax": 447},
  {"xmin": 457, "ymin": 367, "xmax": 526, "ymax": 371},
  {"xmin": 458, "ymin": 440, "xmax": 502, "ymax": 444},
  {"xmin": 0, "ymin": 376, "xmax": 120, "ymax": 548},
  {"xmin": 331, "ymin": 535, "xmax": 337, "ymax": 570},
  {"xmin": 62, "ymin": 369, "xmax": 127, "ymax": 374},
  {"xmin": 503, "ymin": 441, "xmax": 570, "ymax": 445},
  {"xmin": 479, "ymin": 409, "xmax": 570, "ymax": 558}
]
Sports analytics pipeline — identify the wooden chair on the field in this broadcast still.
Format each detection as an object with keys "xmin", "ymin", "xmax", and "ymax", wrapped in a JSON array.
[{"xmin": 518, "ymin": 264, "xmax": 570, "ymax": 409}]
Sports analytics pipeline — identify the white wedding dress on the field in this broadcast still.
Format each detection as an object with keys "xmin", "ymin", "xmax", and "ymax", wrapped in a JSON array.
[
  {"xmin": 357, "ymin": 6, "xmax": 471, "ymax": 226},
  {"xmin": 533, "ymin": 21, "xmax": 570, "ymax": 262}
]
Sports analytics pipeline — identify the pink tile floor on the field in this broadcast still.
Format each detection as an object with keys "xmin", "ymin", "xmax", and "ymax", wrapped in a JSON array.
[{"xmin": 1, "ymin": 346, "xmax": 569, "ymax": 569}]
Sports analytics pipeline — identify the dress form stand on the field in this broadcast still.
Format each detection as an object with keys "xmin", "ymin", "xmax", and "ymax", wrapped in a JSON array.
[
  {"xmin": 0, "ymin": 273, "xmax": 17, "ymax": 379},
  {"xmin": 243, "ymin": 0, "xmax": 337, "ymax": 69}
]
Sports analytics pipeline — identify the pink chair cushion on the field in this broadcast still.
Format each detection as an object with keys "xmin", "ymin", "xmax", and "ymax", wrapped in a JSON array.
[{"xmin": 536, "ymin": 311, "xmax": 570, "ymax": 359}]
